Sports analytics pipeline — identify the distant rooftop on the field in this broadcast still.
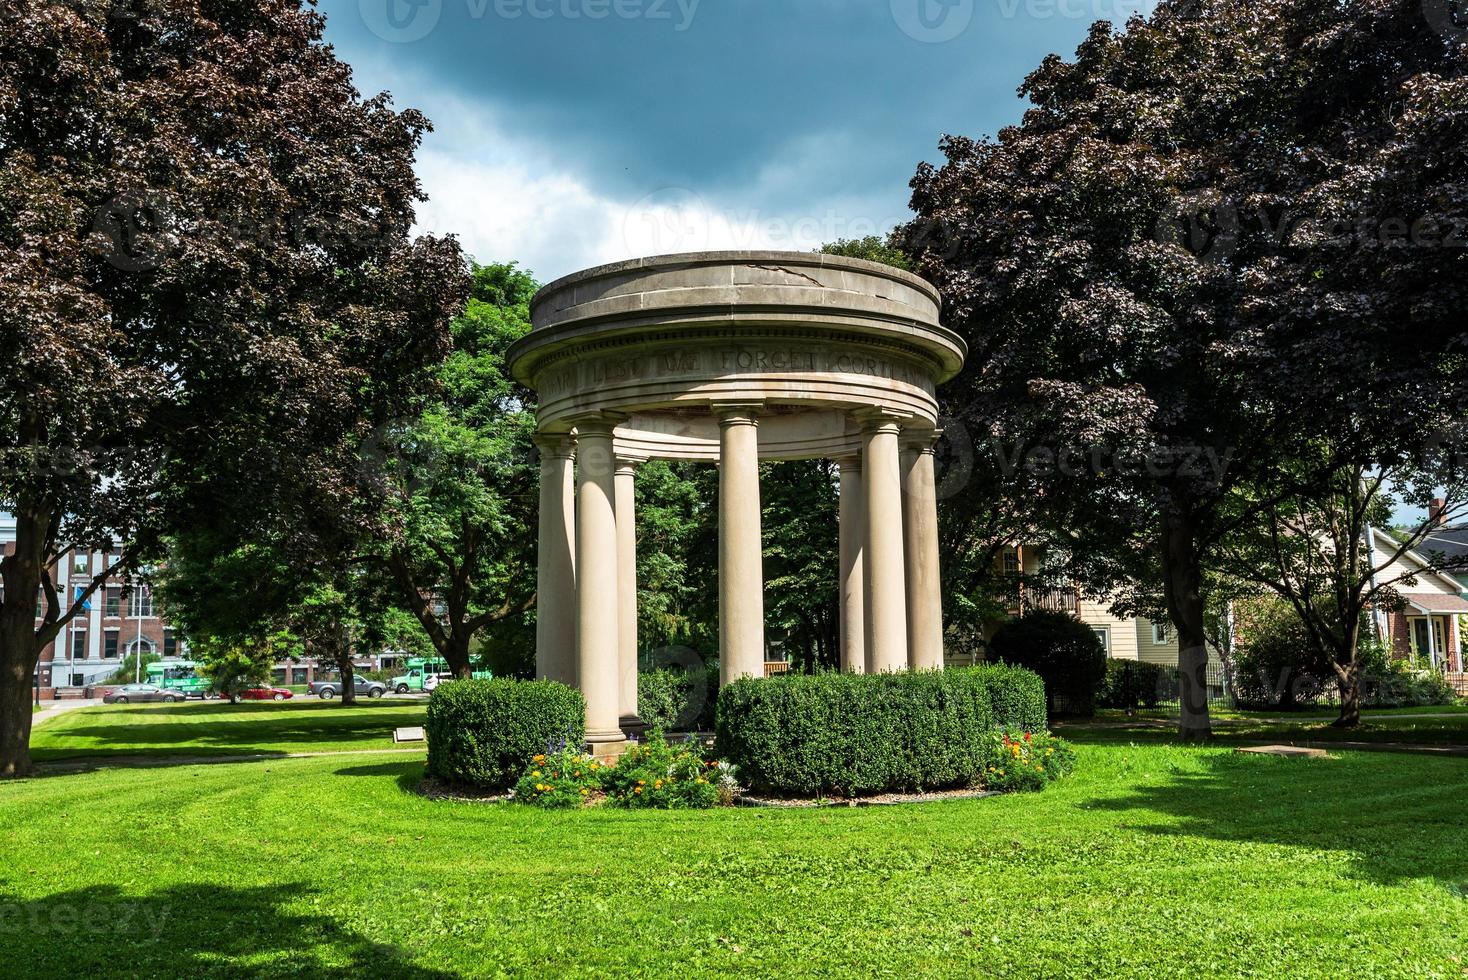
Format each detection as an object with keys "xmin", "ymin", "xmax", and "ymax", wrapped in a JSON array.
[{"xmin": 1422, "ymin": 524, "xmax": 1468, "ymax": 566}]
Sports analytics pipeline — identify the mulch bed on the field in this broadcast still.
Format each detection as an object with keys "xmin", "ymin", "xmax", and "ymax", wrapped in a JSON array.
[
  {"xmin": 417, "ymin": 775, "xmax": 996, "ymax": 808},
  {"xmin": 737, "ymin": 787, "xmax": 996, "ymax": 808},
  {"xmin": 415, "ymin": 776, "xmax": 514, "ymax": 804}
]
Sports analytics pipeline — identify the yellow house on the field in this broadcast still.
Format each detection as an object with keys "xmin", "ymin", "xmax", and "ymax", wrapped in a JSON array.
[{"xmin": 959, "ymin": 543, "xmax": 1183, "ymax": 668}]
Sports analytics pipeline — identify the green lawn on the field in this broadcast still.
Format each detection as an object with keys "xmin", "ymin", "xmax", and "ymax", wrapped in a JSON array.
[
  {"xmin": 1064, "ymin": 709, "xmax": 1468, "ymax": 747},
  {"xmin": 2, "ymin": 704, "xmax": 1466, "ymax": 976},
  {"xmin": 29, "ymin": 699, "xmax": 428, "ymax": 763}
]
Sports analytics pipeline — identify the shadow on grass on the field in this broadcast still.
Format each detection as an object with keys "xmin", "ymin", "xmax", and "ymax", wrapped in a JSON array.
[
  {"xmin": 333, "ymin": 760, "xmax": 426, "ymax": 794},
  {"xmin": 0, "ymin": 882, "xmax": 456, "ymax": 978},
  {"xmin": 1078, "ymin": 749, "xmax": 1468, "ymax": 888},
  {"xmin": 31, "ymin": 701, "xmax": 426, "ymax": 763}
]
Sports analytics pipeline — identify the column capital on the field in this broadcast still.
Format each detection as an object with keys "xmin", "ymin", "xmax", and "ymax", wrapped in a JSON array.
[
  {"xmin": 854, "ymin": 407, "xmax": 912, "ymax": 434},
  {"xmin": 614, "ymin": 456, "xmax": 639, "ymax": 477},
  {"xmin": 833, "ymin": 452, "xmax": 863, "ymax": 471},
  {"xmin": 567, "ymin": 411, "xmax": 627, "ymax": 437},
  {"xmin": 533, "ymin": 432, "xmax": 577, "ymax": 459},
  {"xmin": 900, "ymin": 426, "xmax": 943, "ymax": 455},
  {"xmin": 712, "ymin": 402, "xmax": 762, "ymax": 426}
]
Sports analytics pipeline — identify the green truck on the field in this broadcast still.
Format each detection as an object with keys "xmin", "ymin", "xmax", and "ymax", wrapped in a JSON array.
[
  {"xmin": 144, "ymin": 659, "xmax": 214, "ymax": 698},
  {"xmin": 389, "ymin": 657, "xmax": 491, "ymax": 693}
]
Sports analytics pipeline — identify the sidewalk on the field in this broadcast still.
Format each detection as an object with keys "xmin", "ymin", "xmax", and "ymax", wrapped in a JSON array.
[{"xmin": 31, "ymin": 698, "xmax": 102, "ymax": 728}]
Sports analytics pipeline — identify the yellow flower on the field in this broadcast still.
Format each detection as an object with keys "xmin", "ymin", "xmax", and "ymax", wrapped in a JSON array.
[
  {"xmin": 532, "ymin": 770, "xmax": 542, "ymax": 778},
  {"xmin": 574, "ymin": 771, "xmax": 581, "ymax": 777},
  {"xmin": 581, "ymin": 788, "xmax": 590, "ymax": 796},
  {"xmin": 696, "ymin": 778, "xmax": 707, "ymax": 784},
  {"xmin": 654, "ymin": 780, "xmax": 663, "ymax": 789},
  {"xmin": 533, "ymin": 755, "xmax": 545, "ymax": 763},
  {"xmin": 535, "ymin": 783, "xmax": 546, "ymax": 791},
  {"xmin": 634, "ymin": 787, "xmax": 642, "ymax": 795},
  {"xmin": 637, "ymin": 779, "xmax": 646, "ymax": 786}
]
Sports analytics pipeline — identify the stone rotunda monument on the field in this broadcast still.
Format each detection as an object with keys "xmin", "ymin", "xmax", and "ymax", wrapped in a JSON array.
[{"xmin": 507, "ymin": 250, "xmax": 966, "ymax": 754}]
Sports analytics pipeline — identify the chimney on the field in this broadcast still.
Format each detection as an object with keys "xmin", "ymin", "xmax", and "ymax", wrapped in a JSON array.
[{"xmin": 1428, "ymin": 497, "xmax": 1447, "ymax": 529}]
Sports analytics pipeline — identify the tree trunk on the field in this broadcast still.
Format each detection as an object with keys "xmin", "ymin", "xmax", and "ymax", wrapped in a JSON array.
[
  {"xmin": 336, "ymin": 643, "xmax": 357, "ymax": 706},
  {"xmin": 1333, "ymin": 619, "xmax": 1363, "ymax": 728},
  {"xmin": 447, "ymin": 631, "xmax": 472, "ymax": 680},
  {"xmin": 1161, "ymin": 510, "xmax": 1213, "ymax": 741},
  {"xmin": 0, "ymin": 505, "xmax": 49, "ymax": 778}
]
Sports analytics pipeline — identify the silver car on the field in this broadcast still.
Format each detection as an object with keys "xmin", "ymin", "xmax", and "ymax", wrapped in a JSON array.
[{"xmin": 103, "ymin": 684, "xmax": 185, "ymax": 704}]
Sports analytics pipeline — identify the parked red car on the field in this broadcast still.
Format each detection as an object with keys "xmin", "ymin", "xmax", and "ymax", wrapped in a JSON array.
[{"xmin": 229, "ymin": 687, "xmax": 293, "ymax": 703}]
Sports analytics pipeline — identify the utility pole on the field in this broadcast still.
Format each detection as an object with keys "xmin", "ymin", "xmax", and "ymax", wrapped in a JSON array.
[{"xmin": 133, "ymin": 583, "xmax": 145, "ymax": 683}]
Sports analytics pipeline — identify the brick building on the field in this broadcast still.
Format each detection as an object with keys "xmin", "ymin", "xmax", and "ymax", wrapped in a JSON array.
[{"xmin": 1, "ymin": 511, "xmax": 181, "ymax": 697}]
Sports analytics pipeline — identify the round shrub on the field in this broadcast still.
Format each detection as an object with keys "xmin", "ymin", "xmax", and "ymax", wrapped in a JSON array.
[
  {"xmin": 988, "ymin": 611, "xmax": 1107, "ymax": 717},
  {"xmin": 714, "ymin": 666, "xmax": 1047, "ymax": 797},
  {"xmin": 1098, "ymin": 660, "xmax": 1169, "ymax": 711},
  {"xmin": 425, "ymin": 678, "xmax": 585, "ymax": 791},
  {"xmin": 637, "ymin": 664, "xmax": 720, "ymax": 731}
]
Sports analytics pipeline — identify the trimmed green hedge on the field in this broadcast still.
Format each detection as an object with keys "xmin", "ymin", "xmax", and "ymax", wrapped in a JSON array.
[
  {"xmin": 637, "ymin": 665, "xmax": 720, "ymax": 732},
  {"xmin": 714, "ymin": 666, "xmax": 1047, "ymax": 797},
  {"xmin": 425, "ymin": 678, "xmax": 585, "ymax": 790}
]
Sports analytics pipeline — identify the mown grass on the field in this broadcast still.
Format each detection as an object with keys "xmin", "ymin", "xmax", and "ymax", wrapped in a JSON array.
[
  {"xmin": 28, "ymin": 699, "xmax": 428, "ymax": 763},
  {"xmin": 2, "ymin": 706, "xmax": 1466, "ymax": 976},
  {"xmin": 1065, "ymin": 710, "xmax": 1468, "ymax": 747}
]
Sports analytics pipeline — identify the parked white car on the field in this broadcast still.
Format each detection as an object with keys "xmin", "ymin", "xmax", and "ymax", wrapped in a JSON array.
[{"xmin": 422, "ymin": 672, "xmax": 454, "ymax": 693}]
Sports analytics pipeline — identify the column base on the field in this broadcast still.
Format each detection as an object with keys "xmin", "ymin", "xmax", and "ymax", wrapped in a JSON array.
[
  {"xmin": 619, "ymin": 714, "xmax": 649, "ymax": 737},
  {"xmin": 585, "ymin": 734, "xmax": 629, "ymax": 761}
]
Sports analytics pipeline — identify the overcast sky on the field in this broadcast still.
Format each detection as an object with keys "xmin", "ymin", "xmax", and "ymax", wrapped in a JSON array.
[{"xmin": 318, "ymin": 0, "xmax": 1157, "ymax": 281}]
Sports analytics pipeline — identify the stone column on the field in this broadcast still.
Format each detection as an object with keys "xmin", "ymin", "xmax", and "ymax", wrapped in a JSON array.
[
  {"xmin": 836, "ymin": 453, "xmax": 865, "ymax": 673},
  {"xmin": 902, "ymin": 429, "xmax": 944, "ymax": 671},
  {"xmin": 716, "ymin": 405, "xmax": 765, "ymax": 686},
  {"xmin": 573, "ymin": 417, "xmax": 624, "ymax": 750},
  {"xmin": 614, "ymin": 458, "xmax": 640, "ymax": 726},
  {"xmin": 861, "ymin": 411, "xmax": 908, "ymax": 673},
  {"xmin": 534, "ymin": 434, "xmax": 577, "ymax": 686}
]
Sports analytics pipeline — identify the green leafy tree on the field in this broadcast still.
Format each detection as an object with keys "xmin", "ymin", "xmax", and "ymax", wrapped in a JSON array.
[
  {"xmin": 0, "ymin": 0, "xmax": 466, "ymax": 775},
  {"xmin": 195, "ymin": 632, "xmax": 291, "ymax": 702},
  {"xmin": 1221, "ymin": 458, "xmax": 1468, "ymax": 725},
  {"xmin": 818, "ymin": 236, "xmax": 912, "ymax": 271},
  {"xmin": 374, "ymin": 262, "xmax": 540, "ymax": 679}
]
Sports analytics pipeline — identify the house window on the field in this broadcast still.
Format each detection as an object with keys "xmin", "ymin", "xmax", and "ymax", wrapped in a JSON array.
[
  {"xmin": 73, "ymin": 553, "xmax": 89, "ymax": 574},
  {"xmin": 127, "ymin": 586, "xmax": 152, "ymax": 618},
  {"xmin": 1093, "ymin": 627, "xmax": 1111, "ymax": 656},
  {"xmin": 71, "ymin": 630, "xmax": 87, "ymax": 660},
  {"xmin": 164, "ymin": 630, "xmax": 178, "ymax": 658},
  {"xmin": 104, "ymin": 586, "xmax": 121, "ymax": 618},
  {"xmin": 1003, "ymin": 552, "xmax": 1020, "ymax": 576},
  {"xmin": 103, "ymin": 631, "xmax": 119, "ymax": 659},
  {"xmin": 1152, "ymin": 622, "xmax": 1171, "ymax": 645}
]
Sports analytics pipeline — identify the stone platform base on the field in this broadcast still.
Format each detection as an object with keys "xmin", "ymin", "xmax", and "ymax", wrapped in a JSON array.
[
  {"xmin": 1236, "ymin": 744, "xmax": 1330, "ymax": 758},
  {"xmin": 587, "ymin": 739, "xmax": 629, "ymax": 762}
]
